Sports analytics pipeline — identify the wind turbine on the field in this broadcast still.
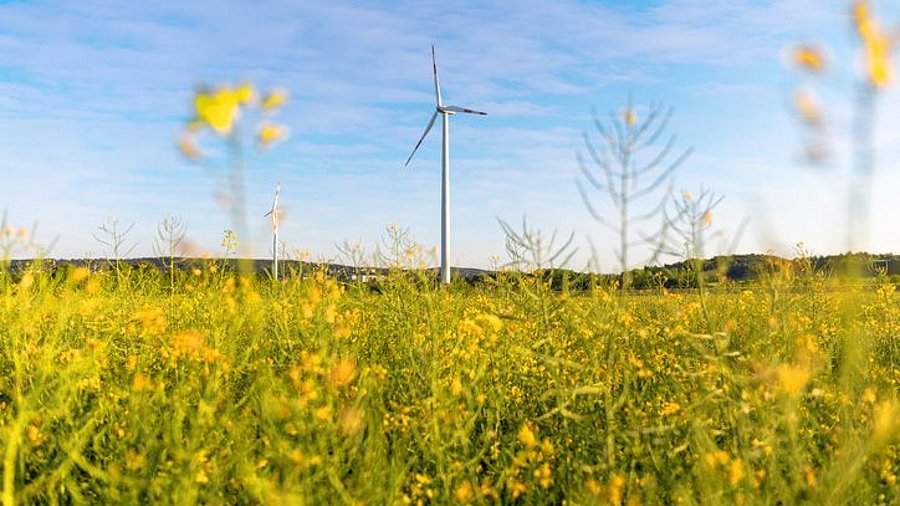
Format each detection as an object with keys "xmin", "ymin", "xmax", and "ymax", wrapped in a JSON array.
[
  {"xmin": 405, "ymin": 45, "xmax": 486, "ymax": 285},
  {"xmin": 263, "ymin": 182, "xmax": 282, "ymax": 279}
]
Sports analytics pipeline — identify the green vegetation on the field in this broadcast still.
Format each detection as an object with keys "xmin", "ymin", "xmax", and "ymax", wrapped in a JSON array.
[{"xmin": 0, "ymin": 261, "xmax": 896, "ymax": 504}]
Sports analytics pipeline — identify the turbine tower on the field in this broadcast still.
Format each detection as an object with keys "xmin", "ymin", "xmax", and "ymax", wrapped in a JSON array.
[
  {"xmin": 405, "ymin": 45, "xmax": 486, "ymax": 284},
  {"xmin": 263, "ymin": 182, "xmax": 282, "ymax": 279}
]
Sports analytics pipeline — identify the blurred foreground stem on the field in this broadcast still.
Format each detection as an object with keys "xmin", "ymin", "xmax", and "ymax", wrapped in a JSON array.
[{"xmin": 849, "ymin": 86, "xmax": 875, "ymax": 254}]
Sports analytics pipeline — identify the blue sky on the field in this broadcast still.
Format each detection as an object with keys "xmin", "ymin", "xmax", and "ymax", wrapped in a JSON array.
[{"xmin": 1, "ymin": 0, "xmax": 898, "ymax": 271}]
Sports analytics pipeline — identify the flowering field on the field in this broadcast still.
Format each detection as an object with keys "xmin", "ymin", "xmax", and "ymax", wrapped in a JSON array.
[{"xmin": 0, "ymin": 264, "xmax": 896, "ymax": 505}]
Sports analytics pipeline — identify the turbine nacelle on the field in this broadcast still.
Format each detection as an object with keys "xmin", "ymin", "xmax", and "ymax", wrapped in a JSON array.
[{"xmin": 438, "ymin": 105, "xmax": 487, "ymax": 116}]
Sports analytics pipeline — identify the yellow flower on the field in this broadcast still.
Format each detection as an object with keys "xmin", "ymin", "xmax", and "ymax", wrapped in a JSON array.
[
  {"xmin": 623, "ymin": 108, "xmax": 636, "ymax": 126},
  {"xmin": 454, "ymin": 481, "xmax": 473, "ymax": 502},
  {"xmin": 775, "ymin": 363, "xmax": 810, "ymax": 396},
  {"xmin": 18, "ymin": 273, "xmax": 34, "ymax": 290},
  {"xmin": 660, "ymin": 401, "xmax": 681, "ymax": 417},
  {"xmin": 607, "ymin": 474, "xmax": 625, "ymax": 504},
  {"xmin": 507, "ymin": 478, "xmax": 527, "ymax": 499},
  {"xmin": 518, "ymin": 423, "xmax": 538, "ymax": 448},
  {"xmin": 728, "ymin": 459, "xmax": 746, "ymax": 486},
  {"xmin": 872, "ymin": 399, "xmax": 898, "ymax": 444},
  {"xmin": 234, "ymin": 81, "xmax": 256, "ymax": 104},
  {"xmin": 803, "ymin": 465, "xmax": 817, "ymax": 487},
  {"xmin": 262, "ymin": 88, "xmax": 288, "ymax": 111},
  {"xmin": 541, "ymin": 437, "xmax": 554, "ymax": 455},
  {"xmin": 85, "ymin": 277, "xmax": 100, "ymax": 295},
  {"xmin": 475, "ymin": 313, "xmax": 503, "ymax": 332},
  {"xmin": 172, "ymin": 329, "xmax": 207, "ymax": 358},
  {"xmin": 68, "ymin": 266, "xmax": 90, "ymax": 283},
  {"xmin": 258, "ymin": 123, "xmax": 288, "ymax": 148},
  {"xmin": 534, "ymin": 463, "xmax": 553, "ymax": 489},
  {"xmin": 792, "ymin": 45, "xmax": 825, "ymax": 73},
  {"xmin": 132, "ymin": 307, "xmax": 167, "ymax": 335},
  {"xmin": 862, "ymin": 387, "xmax": 876, "ymax": 404},
  {"xmin": 132, "ymin": 373, "xmax": 150, "ymax": 392},
  {"xmin": 450, "ymin": 377, "xmax": 463, "ymax": 397},
  {"xmin": 328, "ymin": 356, "xmax": 357, "ymax": 387},
  {"xmin": 314, "ymin": 405, "xmax": 332, "ymax": 421},
  {"xmin": 194, "ymin": 86, "xmax": 241, "ymax": 135},
  {"xmin": 852, "ymin": 0, "xmax": 892, "ymax": 88},
  {"xmin": 704, "ymin": 450, "xmax": 730, "ymax": 467}
]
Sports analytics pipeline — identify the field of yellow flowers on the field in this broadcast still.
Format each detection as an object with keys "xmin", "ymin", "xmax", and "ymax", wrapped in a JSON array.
[{"xmin": 0, "ymin": 263, "xmax": 897, "ymax": 505}]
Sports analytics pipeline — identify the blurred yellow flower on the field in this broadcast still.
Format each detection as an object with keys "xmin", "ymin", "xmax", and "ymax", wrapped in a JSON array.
[
  {"xmin": 172, "ymin": 329, "xmax": 207, "ymax": 358},
  {"xmin": 132, "ymin": 307, "xmax": 167, "ymax": 335},
  {"xmin": 792, "ymin": 45, "xmax": 826, "ymax": 73},
  {"xmin": 862, "ymin": 387, "xmax": 876, "ymax": 404},
  {"xmin": 18, "ymin": 273, "xmax": 34, "ymax": 290},
  {"xmin": 776, "ymin": 363, "xmax": 810, "ymax": 396},
  {"xmin": 258, "ymin": 123, "xmax": 288, "ymax": 148},
  {"xmin": 704, "ymin": 450, "xmax": 730, "ymax": 467},
  {"xmin": 454, "ymin": 481, "xmax": 473, "ymax": 502},
  {"xmin": 534, "ymin": 463, "xmax": 553, "ymax": 489},
  {"xmin": 262, "ymin": 88, "xmax": 288, "ymax": 111},
  {"xmin": 450, "ymin": 377, "xmax": 463, "ymax": 397},
  {"xmin": 328, "ymin": 356, "xmax": 357, "ymax": 387},
  {"xmin": 852, "ymin": 0, "xmax": 893, "ymax": 88},
  {"xmin": 68, "ymin": 266, "xmax": 90, "ymax": 283},
  {"xmin": 234, "ymin": 82, "xmax": 256, "ymax": 105},
  {"xmin": 872, "ymin": 399, "xmax": 898, "ymax": 444},
  {"xmin": 607, "ymin": 474, "xmax": 625, "ymax": 504},
  {"xmin": 194, "ymin": 87, "xmax": 241, "ymax": 135},
  {"xmin": 728, "ymin": 459, "xmax": 746, "ymax": 486},
  {"xmin": 660, "ymin": 401, "xmax": 682, "ymax": 417}
]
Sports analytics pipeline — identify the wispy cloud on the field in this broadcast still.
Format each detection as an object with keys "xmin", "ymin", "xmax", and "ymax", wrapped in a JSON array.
[{"xmin": 0, "ymin": 0, "xmax": 896, "ymax": 267}]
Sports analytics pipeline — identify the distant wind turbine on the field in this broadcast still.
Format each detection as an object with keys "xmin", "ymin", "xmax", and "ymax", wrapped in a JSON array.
[
  {"xmin": 264, "ymin": 182, "xmax": 282, "ymax": 279},
  {"xmin": 405, "ymin": 45, "xmax": 486, "ymax": 285}
]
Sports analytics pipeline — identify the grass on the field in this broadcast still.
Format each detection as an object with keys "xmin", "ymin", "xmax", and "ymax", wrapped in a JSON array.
[{"xmin": 0, "ymin": 262, "xmax": 897, "ymax": 504}]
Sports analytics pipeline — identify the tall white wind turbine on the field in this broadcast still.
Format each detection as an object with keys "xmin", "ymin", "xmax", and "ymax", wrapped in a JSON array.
[
  {"xmin": 405, "ymin": 45, "xmax": 486, "ymax": 285},
  {"xmin": 264, "ymin": 182, "xmax": 282, "ymax": 279}
]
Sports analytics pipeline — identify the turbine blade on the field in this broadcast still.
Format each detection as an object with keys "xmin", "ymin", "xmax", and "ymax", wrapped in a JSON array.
[
  {"xmin": 267, "ymin": 182, "xmax": 281, "ymax": 216},
  {"xmin": 432, "ymin": 45, "xmax": 442, "ymax": 107},
  {"xmin": 443, "ymin": 105, "xmax": 487, "ymax": 115},
  {"xmin": 405, "ymin": 110, "xmax": 439, "ymax": 166}
]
